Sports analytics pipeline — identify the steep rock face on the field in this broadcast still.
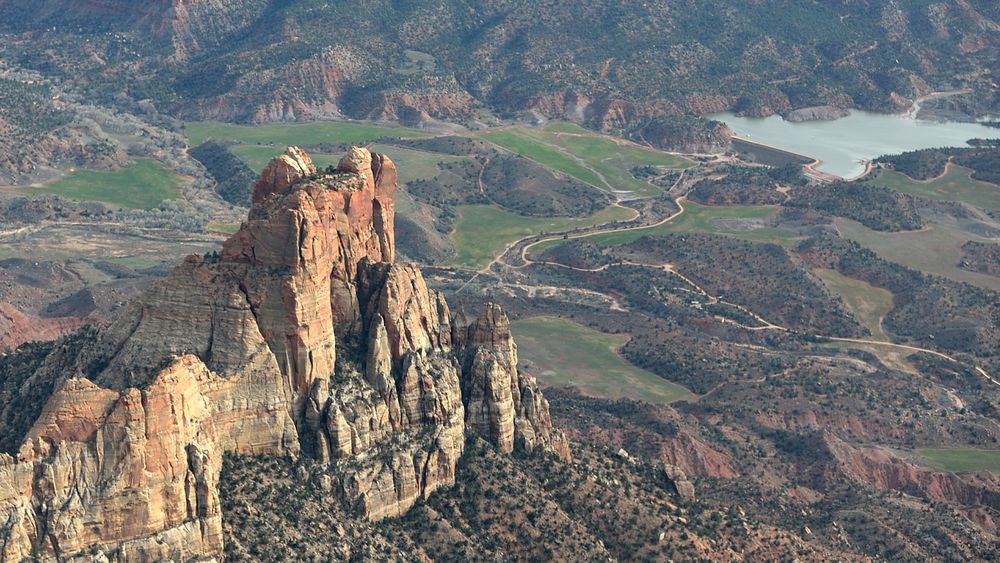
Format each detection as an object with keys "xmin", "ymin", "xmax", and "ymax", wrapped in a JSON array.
[
  {"xmin": 825, "ymin": 434, "xmax": 1000, "ymax": 513},
  {"xmin": 455, "ymin": 303, "xmax": 570, "ymax": 460},
  {"xmin": 0, "ymin": 146, "xmax": 565, "ymax": 560},
  {"xmin": 0, "ymin": 304, "xmax": 85, "ymax": 352}
]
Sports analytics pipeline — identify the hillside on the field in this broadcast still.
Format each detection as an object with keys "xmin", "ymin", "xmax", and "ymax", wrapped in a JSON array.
[{"xmin": 0, "ymin": 0, "xmax": 997, "ymax": 175}]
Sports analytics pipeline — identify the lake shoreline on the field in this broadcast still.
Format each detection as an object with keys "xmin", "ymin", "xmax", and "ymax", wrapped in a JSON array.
[{"xmin": 709, "ymin": 108, "xmax": 996, "ymax": 179}]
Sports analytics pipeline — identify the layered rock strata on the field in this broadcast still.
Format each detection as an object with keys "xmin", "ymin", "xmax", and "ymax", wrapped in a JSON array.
[{"xmin": 0, "ymin": 147, "xmax": 565, "ymax": 561}]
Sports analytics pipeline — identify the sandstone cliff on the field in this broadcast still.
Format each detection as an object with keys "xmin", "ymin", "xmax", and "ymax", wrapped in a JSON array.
[{"xmin": 0, "ymin": 146, "xmax": 566, "ymax": 561}]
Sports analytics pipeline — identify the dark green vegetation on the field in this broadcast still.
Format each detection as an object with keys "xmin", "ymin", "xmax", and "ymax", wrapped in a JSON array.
[
  {"xmin": 16, "ymin": 160, "xmax": 184, "ymax": 209},
  {"xmin": 512, "ymin": 316, "xmax": 694, "ymax": 404},
  {"xmin": 874, "ymin": 148, "xmax": 953, "ymax": 180},
  {"xmin": 632, "ymin": 116, "xmax": 734, "ymax": 153},
  {"xmin": 876, "ymin": 145, "xmax": 1000, "ymax": 186},
  {"xmin": 616, "ymin": 234, "xmax": 864, "ymax": 336},
  {"xmin": 189, "ymin": 141, "xmax": 257, "ymax": 205},
  {"xmin": 689, "ymin": 164, "xmax": 803, "ymax": 205},
  {"xmin": 959, "ymin": 241, "xmax": 1000, "ymax": 277},
  {"xmin": 219, "ymin": 438, "xmax": 743, "ymax": 562},
  {"xmin": 835, "ymin": 218, "xmax": 1000, "ymax": 292},
  {"xmin": 0, "ymin": 329, "xmax": 104, "ymax": 454},
  {"xmin": 918, "ymin": 448, "xmax": 1000, "ymax": 473},
  {"xmin": 0, "ymin": 339, "xmax": 58, "ymax": 454},
  {"xmin": 786, "ymin": 181, "xmax": 923, "ymax": 232}
]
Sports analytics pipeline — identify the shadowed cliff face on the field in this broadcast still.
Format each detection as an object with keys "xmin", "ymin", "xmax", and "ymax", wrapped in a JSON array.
[{"xmin": 0, "ymin": 146, "xmax": 566, "ymax": 561}]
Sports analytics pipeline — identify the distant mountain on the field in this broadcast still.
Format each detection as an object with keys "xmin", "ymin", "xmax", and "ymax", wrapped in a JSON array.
[{"xmin": 2, "ymin": 0, "xmax": 997, "ymax": 128}]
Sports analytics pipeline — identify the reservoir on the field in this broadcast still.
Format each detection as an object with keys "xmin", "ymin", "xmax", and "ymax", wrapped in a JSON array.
[{"xmin": 708, "ymin": 110, "xmax": 997, "ymax": 179}]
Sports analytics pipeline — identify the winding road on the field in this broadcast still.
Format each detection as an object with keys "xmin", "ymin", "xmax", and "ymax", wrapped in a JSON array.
[{"xmin": 453, "ymin": 133, "xmax": 999, "ymax": 388}]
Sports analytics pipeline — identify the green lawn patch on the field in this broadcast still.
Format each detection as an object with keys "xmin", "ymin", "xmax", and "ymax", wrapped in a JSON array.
[
  {"xmin": 18, "ymin": 159, "xmax": 183, "ymax": 209},
  {"xmin": 814, "ymin": 268, "xmax": 894, "ymax": 340},
  {"xmin": 512, "ymin": 316, "xmax": 694, "ymax": 404},
  {"xmin": 482, "ymin": 130, "xmax": 605, "ymax": 188},
  {"xmin": 206, "ymin": 221, "xmax": 241, "ymax": 234},
  {"xmin": 483, "ymin": 127, "xmax": 692, "ymax": 198},
  {"xmin": 541, "ymin": 121, "xmax": 592, "ymax": 134},
  {"xmin": 448, "ymin": 204, "xmax": 633, "ymax": 269},
  {"xmin": 871, "ymin": 165, "xmax": 1000, "ymax": 210},
  {"xmin": 183, "ymin": 120, "xmax": 427, "ymax": 147},
  {"xmin": 917, "ymin": 448, "xmax": 1000, "ymax": 473}
]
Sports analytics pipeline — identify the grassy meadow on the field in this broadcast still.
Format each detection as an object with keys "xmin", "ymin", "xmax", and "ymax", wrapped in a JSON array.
[
  {"xmin": 448, "ymin": 204, "xmax": 633, "ymax": 269},
  {"xmin": 871, "ymin": 165, "xmax": 1000, "ymax": 210},
  {"xmin": 917, "ymin": 448, "xmax": 1000, "ymax": 473},
  {"xmin": 512, "ymin": 316, "xmax": 694, "ymax": 404},
  {"xmin": 814, "ymin": 268, "xmax": 895, "ymax": 341},
  {"xmin": 17, "ymin": 159, "xmax": 183, "ymax": 209},
  {"xmin": 482, "ymin": 126, "xmax": 691, "ymax": 197}
]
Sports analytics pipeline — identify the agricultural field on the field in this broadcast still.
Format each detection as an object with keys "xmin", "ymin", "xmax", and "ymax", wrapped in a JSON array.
[
  {"xmin": 512, "ymin": 316, "xmax": 694, "ymax": 404},
  {"xmin": 482, "ymin": 126, "xmax": 691, "ymax": 197},
  {"xmin": 917, "ymin": 448, "xmax": 1000, "ymax": 473},
  {"xmin": 481, "ymin": 130, "xmax": 604, "ymax": 188},
  {"xmin": 15, "ymin": 159, "xmax": 184, "ymax": 210},
  {"xmin": 183, "ymin": 120, "xmax": 426, "ymax": 147},
  {"xmin": 449, "ymin": 204, "xmax": 632, "ymax": 269},
  {"xmin": 814, "ymin": 268, "xmax": 894, "ymax": 340},
  {"xmin": 870, "ymin": 165, "xmax": 1000, "ymax": 210},
  {"xmin": 836, "ymin": 218, "xmax": 1000, "ymax": 292}
]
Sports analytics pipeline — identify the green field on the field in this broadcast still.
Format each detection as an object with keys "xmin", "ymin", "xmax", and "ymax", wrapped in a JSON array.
[
  {"xmin": 836, "ymin": 218, "xmax": 1000, "ymax": 292},
  {"xmin": 184, "ymin": 120, "xmax": 426, "ymax": 147},
  {"xmin": 814, "ymin": 268, "xmax": 895, "ymax": 340},
  {"xmin": 482, "ymin": 130, "xmax": 605, "ymax": 187},
  {"xmin": 17, "ymin": 159, "xmax": 184, "ymax": 209},
  {"xmin": 482, "ymin": 127, "xmax": 690, "ymax": 197},
  {"xmin": 541, "ymin": 121, "xmax": 593, "ymax": 134},
  {"xmin": 512, "ymin": 316, "xmax": 694, "ymax": 404},
  {"xmin": 448, "ymin": 204, "xmax": 633, "ymax": 269},
  {"xmin": 917, "ymin": 448, "xmax": 1000, "ymax": 473},
  {"xmin": 871, "ymin": 166, "xmax": 1000, "ymax": 210},
  {"xmin": 532, "ymin": 202, "xmax": 797, "ymax": 255},
  {"xmin": 206, "ymin": 221, "xmax": 241, "ymax": 234},
  {"xmin": 370, "ymin": 144, "xmax": 471, "ymax": 184}
]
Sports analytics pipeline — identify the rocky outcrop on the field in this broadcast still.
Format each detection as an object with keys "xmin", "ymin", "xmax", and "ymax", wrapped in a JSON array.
[
  {"xmin": 662, "ymin": 464, "xmax": 696, "ymax": 502},
  {"xmin": 0, "ymin": 146, "xmax": 566, "ymax": 561},
  {"xmin": 455, "ymin": 303, "xmax": 570, "ymax": 459},
  {"xmin": 782, "ymin": 105, "xmax": 850, "ymax": 123}
]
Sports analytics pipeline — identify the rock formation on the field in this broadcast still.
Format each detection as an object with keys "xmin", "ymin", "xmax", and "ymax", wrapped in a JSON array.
[{"xmin": 0, "ymin": 146, "xmax": 566, "ymax": 561}]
